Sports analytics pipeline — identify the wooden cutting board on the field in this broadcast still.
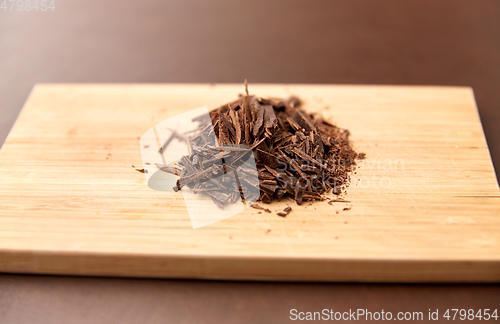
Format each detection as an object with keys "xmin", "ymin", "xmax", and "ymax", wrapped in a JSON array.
[{"xmin": 0, "ymin": 84, "xmax": 499, "ymax": 282}]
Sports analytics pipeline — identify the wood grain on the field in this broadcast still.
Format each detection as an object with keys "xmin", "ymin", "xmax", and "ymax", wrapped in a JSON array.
[{"xmin": 0, "ymin": 84, "xmax": 498, "ymax": 282}]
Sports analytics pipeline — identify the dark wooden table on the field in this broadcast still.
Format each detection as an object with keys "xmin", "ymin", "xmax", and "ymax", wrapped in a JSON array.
[{"xmin": 1, "ymin": 1, "xmax": 499, "ymax": 323}]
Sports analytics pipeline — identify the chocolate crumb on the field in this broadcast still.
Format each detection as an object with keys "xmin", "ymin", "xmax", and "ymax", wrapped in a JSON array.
[
  {"xmin": 277, "ymin": 206, "xmax": 292, "ymax": 217},
  {"xmin": 132, "ymin": 165, "xmax": 147, "ymax": 173},
  {"xmin": 251, "ymin": 204, "xmax": 271, "ymax": 213}
]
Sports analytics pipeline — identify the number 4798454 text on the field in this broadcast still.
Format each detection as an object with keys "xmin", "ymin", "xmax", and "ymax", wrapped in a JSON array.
[{"xmin": 1, "ymin": 0, "xmax": 55, "ymax": 11}]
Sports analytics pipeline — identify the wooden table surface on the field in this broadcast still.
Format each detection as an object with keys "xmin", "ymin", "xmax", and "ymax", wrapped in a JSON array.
[{"xmin": 1, "ymin": 0, "xmax": 499, "ymax": 323}]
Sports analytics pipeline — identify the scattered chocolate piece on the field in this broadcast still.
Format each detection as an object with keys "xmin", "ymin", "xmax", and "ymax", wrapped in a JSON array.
[
  {"xmin": 132, "ymin": 165, "xmax": 147, "ymax": 173},
  {"xmin": 343, "ymin": 207, "xmax": 351, "ymax": 211},
  {"xmin": 265, "ymin": 229, "xmax": 271, "ymax": 234},
  {"xmin": 277, "ymin": 206, "xmax": 292, "ymax": 217},
  {"xmin": 251, "ymin": 204, "xmax": 271, "ymax": 213}
]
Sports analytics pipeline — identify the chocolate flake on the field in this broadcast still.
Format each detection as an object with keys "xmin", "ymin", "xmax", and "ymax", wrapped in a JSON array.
[
  {"xmin": 132, "ymin": 165, "xmax": 147, "ymax": 173},
  {"xmin": 277, "ymin": 206, "xmax": 292, "ymax": 217},
  {"xmin": 251, "ymin": 204, "xmax": 271, "ymax": 213}
]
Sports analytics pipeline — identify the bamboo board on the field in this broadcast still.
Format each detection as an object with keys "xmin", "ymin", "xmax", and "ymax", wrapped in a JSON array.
[{"xmin": 0, "ymin": 84, "xmax": 499, "ymax": 282}]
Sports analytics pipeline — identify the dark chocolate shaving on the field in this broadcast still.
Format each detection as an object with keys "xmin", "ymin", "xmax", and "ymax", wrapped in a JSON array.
[
  {"xmin": 251, "ymin": 204, "xmax": 271, "ymax": 213},
  {"xmin": 277, "ymin": 206, "xmax": 292, "ymax": 217},
  {"xmin": 132, "ymin": 165, "xmax": 147, "ymax": 173}
]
